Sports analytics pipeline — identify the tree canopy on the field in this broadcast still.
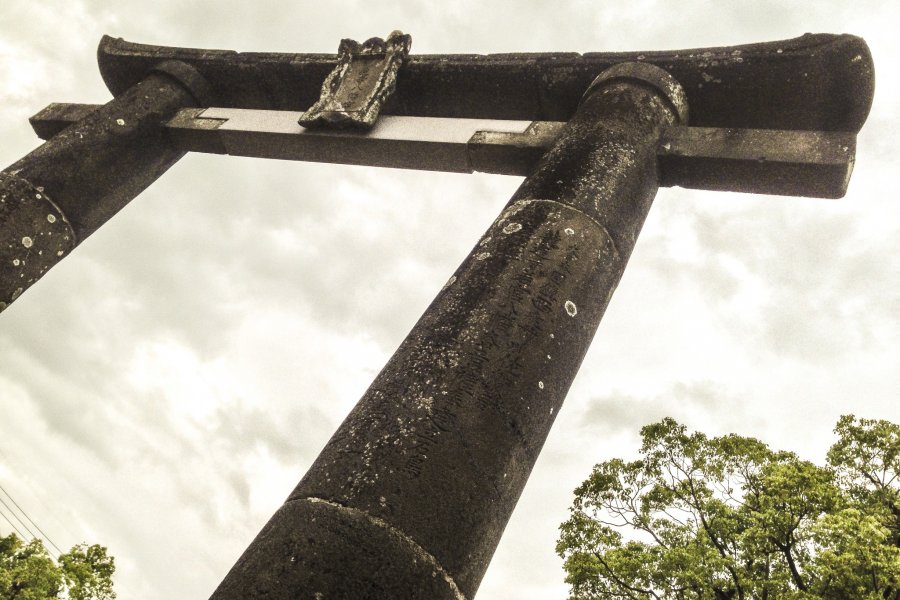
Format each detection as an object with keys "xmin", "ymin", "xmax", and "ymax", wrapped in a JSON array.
[
  {"xmin": 0, "ymin": 534, "xmax": 115, "ymax": 600},
  {"xmin": 557, "ymin": 415, "xmax": 899, "ymax": 599}
]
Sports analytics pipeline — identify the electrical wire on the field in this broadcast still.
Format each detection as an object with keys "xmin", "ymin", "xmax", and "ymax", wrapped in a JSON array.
[
  {"xmin": 0, "ymin": 492, "xmax": 58, "ymax": 560},
  {"xmin": 0, "ymin": 482, "xmax": 64, "ymax": 556},
  {"xmin": 0, "ymin": 447, "xmax": 81, "ymax": 548},
  {"xmin": 0, "ymin": 501, "xmax": 32, "ymax": 543},
  {"xmin": 0, "ymin": 458, "xmax": 136, "ymax": 597},
  {"xmin": 0, "ymin": 493, "xmax": 38, "ymax": 541}
]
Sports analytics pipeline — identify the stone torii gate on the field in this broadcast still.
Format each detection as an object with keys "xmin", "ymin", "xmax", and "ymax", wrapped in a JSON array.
[{"xmin": 0, "ymin": 32, "xmax": 874, "ymax": 598}]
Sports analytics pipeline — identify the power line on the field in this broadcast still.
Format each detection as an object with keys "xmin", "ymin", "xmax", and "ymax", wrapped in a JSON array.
[
  {"xmin": 0, "ymin": 458, "xmax": 135, "ymax": 597},
  {"xmin": 0, "ymin": 447, "xmax": 81, "ymax": 547},
  {"xmin": 0, "ymin": 500, "xmax": 31, "ymax": 542},
  {"xmin": 0, "ymin": 481, "xmax": 136, "ymax": 598},
  {"xmin": 0, "ymin": 482, "xmax": 64, "ymax": 556},
  {"xmin": 0, "ymin": 493, "xmax": 40, "ymax": 544},
  {"xmin": 0, "ymin": 494, "xmax": 59, "ymax": 561}
]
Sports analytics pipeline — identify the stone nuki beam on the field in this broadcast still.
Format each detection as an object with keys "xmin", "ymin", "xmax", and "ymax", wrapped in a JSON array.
[{"xmin": 31, "ymin": 105, "xmax": 855, "ymax": 197}]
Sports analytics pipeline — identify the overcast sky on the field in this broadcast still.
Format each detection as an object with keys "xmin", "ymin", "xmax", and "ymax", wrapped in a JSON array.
[{"xmin": 0, "ymin": 1, "xmax": 897, "ymax": 598}]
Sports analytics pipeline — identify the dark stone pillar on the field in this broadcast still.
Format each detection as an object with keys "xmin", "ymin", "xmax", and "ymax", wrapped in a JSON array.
[
  {"xmin": 0, "ymin": 61, "xmax": 212, "ymax": 312},
  {"xmin": 210, "ymin": 62, "xmax": 687, "ymax": 600}
]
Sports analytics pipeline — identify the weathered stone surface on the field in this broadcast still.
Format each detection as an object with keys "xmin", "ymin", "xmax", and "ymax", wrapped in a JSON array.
[
  {"xmin": 298, "ymin": 31, "xmax": 412, "ymax": 129},
  {"xmin": 657, "ymin": 126, "xmax": 856, "ymax": 198},
  {"xmin": 28, "ymin": 103, "xmax": 101, "ymax": 140},
  {"xmin": 0, "ymin": 173, "xmax": 74, "ymax": 312},
  {"xmin": 5, "ymin": 69, "xmax": 201, "ymax": 240},
  {"xmin": 210, "ymin": 64, "xmax": 685, "ymax": 599},
  {"xmin": 0, "ymin": 62, "xmax": 210, "ymax": 311},
  {"xmin": 97, "ymin": 33, "xmax": 873, "ymax": 132},
  {"xmin": 211, "ymin": 498, "xmax": 464, "ymax": 600},
  {"xmin": 31, "ymin": 107, "xmax": 858, "ymax": 198}
]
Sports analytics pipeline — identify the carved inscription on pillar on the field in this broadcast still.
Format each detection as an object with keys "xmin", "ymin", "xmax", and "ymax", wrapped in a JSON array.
[{"xmin": 291, "ymin": 197, "xmax": 625, "ymax": 592}]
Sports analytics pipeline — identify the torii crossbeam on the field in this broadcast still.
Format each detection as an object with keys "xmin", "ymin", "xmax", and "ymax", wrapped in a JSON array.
[{"xmin": 0, "ymin": 33, "xmax": 874, "ymax": 599}]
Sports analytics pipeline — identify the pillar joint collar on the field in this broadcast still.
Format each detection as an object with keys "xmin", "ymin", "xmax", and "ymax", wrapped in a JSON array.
[
  {"xmin": 150, "ymin": 60, "xmax": 215, "ymax": 106},
  {"xmin": 580, "ymin": 61, "xmax": 689, "ymax": 124}
]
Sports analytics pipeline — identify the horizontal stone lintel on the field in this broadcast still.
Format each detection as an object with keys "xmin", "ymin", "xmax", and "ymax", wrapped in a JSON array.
[
  {"xmin": 96, "ymin": 33, "xmax": 874, "ymax": 133},
  {"xmin": 30, "ymin": 104, "xmax": 855, "ymax": 198}
]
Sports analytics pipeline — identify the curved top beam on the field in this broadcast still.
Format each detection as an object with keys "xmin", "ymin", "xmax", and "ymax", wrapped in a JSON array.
[{"xmin": 97, "ymin": 33, "xmax": 874, "ymax": 133}]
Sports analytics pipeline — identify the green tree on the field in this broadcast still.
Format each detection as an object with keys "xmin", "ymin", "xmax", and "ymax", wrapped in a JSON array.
[
  {"xmin": 557, "ymin": 415, "xmax": 899, "ymax": 599},
  {"xmin": 0, "ymin": 534, "xmax": 115, "ymax": 600}
]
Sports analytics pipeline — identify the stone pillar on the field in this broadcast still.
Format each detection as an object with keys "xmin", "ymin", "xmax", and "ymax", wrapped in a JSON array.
[
  {"xmin": 0, "ymin": 61, "xmax": 212, "ymax": 312},
  {"xmin": 210, "ymin": 62, "xmax": 687, "ymax": 600}
]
